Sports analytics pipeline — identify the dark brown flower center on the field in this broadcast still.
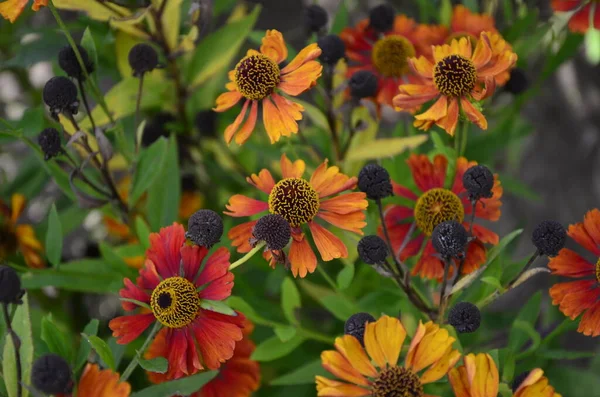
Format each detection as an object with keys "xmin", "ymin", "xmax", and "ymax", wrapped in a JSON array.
[
  {"xmin": 371, "ymin": 35, "xmax": 416, "ymax": 77},
  {"xmin": 414, "ymin": 188, "xmax": 464, "ymax": 236},
  {"xmin": 371, "ymin": 366, "xmax": 423, "ymax": 397},
  {"xmin": 268, "ymin": 178, "xmax": 320, "ymax": 228},
  {"xmin": 234, "ymin": 54, "xmax": 281, "ymax": 101},
  {"xmin": 150, "ymin": 277, "xmax": 200, "ymax": 328},
  {"xmin": 433, "ymin": 54, "xmax": 477, "ymax": 97}
]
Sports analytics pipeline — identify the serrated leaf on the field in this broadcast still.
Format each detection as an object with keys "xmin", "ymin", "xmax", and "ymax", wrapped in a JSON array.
[
  {"xmin": 82, "ymin": 334, "xmax": 115, "ymax": 370},
  {"xmin": 336, "ymin": 264, "xmax": 355, "ymax": 290},
  {"xmin": 274, "ymin": 325, "xmax": 297, "ymax": 342},
  {"xmin": 270, "ymin": 359, "xmax": 329, "ymax": 386},
  {"xmin": 45, "ymin": 204, "xmax": 63, "ymax": 267},
  {"xmin": 139, "ymin": 357, "xmax": 169, "ymax": 374},
  {"xmin": 281, "ymin": 277, "xmax": 301, "ymax": 325},
  {"xmin": 74, "ymin": 319, "xmax": 99, "ymax": 372},
  {"xmin": 200, "ymin": 300, "xmax": 237, "ymax": 316},
  {"xmin": 131, "ymin": 371, "xmax": 217, "ymax": 397},
  {"xmin": 130, "ymin": 137, "xmax": 168, "ymax": 206},
  {"xmin": 41, "ymin": 315, "xmax": 73, "ymax": 364},
  {"xmin": 345, "ymin": 136, "xmax": 429, "ymax": 161},
  {"xmin": 251, "ymin": 335, "xmax": 304, "ymax": 362},
  {"xmin": 3, "ymin": 294, "xmax": 33, "ymax": 397},
  {"xmin": 135, "ymin": 216, "xmax": 151, "ymax": 249}
]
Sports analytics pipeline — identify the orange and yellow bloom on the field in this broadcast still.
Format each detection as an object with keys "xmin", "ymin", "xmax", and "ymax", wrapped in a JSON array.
[
  {"xmin": 548, "ymin": 208, "xmax": 600, "ymax": 337},
  {"xmin": 316, "ymin": 315, "xmax": 460, "ymax": 396},
  {"xmin": 552, "ymin": 1, "xmax": 600, "ymax": 33},
  {"xmin": 225, "ymin": 154, "xmax": 368, "ymax": 278},
  {"xmin": 393, "ymin": 33, "xmax": 517, "ymax": 136},
  {"xmin": 0, "ymin": 194, "xmax": 45, "ymax": 269},
  {"xmin": 382, "ymin": 154, "xmax": 502, "ymax": 281},
  {"xmin": 57, "ymin": 364, "xmax": 130, "ymax": 397},
  {"xmin": 0, "ymin": 0, "xmax": 46, "ymax": 23},
  {"xmin": 214, "ymin": 30, "xmax": 322, "ymax": 145},
  {"xmin": 513, "ymin": 369, "xmax": 562, "ymax": 397},
  {"xmin": 449, "ymin": 353, "xmax": 499, "ymax": 397}
]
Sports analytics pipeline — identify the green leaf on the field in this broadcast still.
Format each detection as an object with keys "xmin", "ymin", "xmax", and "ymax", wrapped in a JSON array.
[
  {"xmin": 130, "ymin": 137, "xmax": 168, "ymax": 206},
  {"xmin": 45, "ymin": 204, "xmax": 63, "ymax": 267},
  {"xmin": 330, "ymin": 0, "xmax": 348, "ymax": 34},
  {"xmin": 585, "ymin": 28, "xmax": 600, "ymax": 65},
  {"xmin": 41, "ymin": 315, "xmax": 73, "ymax": 363},
  {"xmin": 82, "ymin": 334, "xmax": 116, "ymax": 370},
  {"xmin": 538, "ymin": 349, "xmax": 597, "ymax": 360},
  {"xmin": 508, "ymin": 292, "xmax": 541, "ymax": 352},
  {"xmin": 99, "ymin": 242, "xmax": 133, "ymax": 276},
  {"xmin": 293, "ymin": 99, "xmax": 330, "ymax": 132},
  {"xmin": 498, "ymin": 383, "xmax": 513, "ymax": 397},
  {"xmin": 139, "ymin": 357, "xmax": 169, "ymax": 374},
  {"xmin": 274, "ymin": 325, "xmax": 297, "ymax": 342},
  {"xmin": 226, "ymin": 296, "xmax": 268, "ymax": 324},
  {"xmin": 500, "ymin": 349, "xmax": 515, "ymax": 383},
  {"xmin": 337, "ymin": 264, "xmax": 355, "ymax": 291},
  {"xmin": 321, "ymin": 295, "xmax": 357, "ymax": 322},
  {"xmin": 3, "ymin": 294, "xmax": 33, "ymax": 397},
  {"xmin": 345, "ymin": 136, "xmax": 429, "ymax": 161},
  {"xmin": 135, "ymin": 216, "xmax": 151, "ymax": 249},
  {"xmin": 21, "ymin": 267, "xmax": 123, "ymax": 294},
  {"xmin": 480, "ymin": 276, "xmax": 505, "ymax": 292},
  {"xmin": 281, "ymin": 277, "xmax": 301, "ymax": 325},
  {"xmin": 513, "ymin": 321, "xmax": 542, "ymax": 359},
  {"xmin": 270, "ymin": 359, "xmax": 329, "ymax": 386},
  {"xmin": 440, "ymin": 0, "xmax": 452, "ymax": 26},
  {"xmin": 74, "ymin": 319, "xmax": 99, "ymax": 372},
  {"xmin": 187, "ymin": 6, "xmax": 261, "ymax": 87},
  {"xmin": 131, "ymin": 371, "xmax": 217, "ymax": 397},
  {"xmin": 80, "ymin": 27, "xmax": 99, "ymax": 79},
  {"xmin": 251, "ymin": 334, "xmax": 305, "ymax": 362},
  {"xmin": 200, "ymin": 300, "xmax": 237, "ymax": 316}
]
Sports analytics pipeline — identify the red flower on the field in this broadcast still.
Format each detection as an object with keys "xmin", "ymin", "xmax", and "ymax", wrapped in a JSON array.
[
  {"xmin": 381, "ymin": 154, "xmax": 502, "ymax": 280},
  {"xmin": 549, "ymin": 209, "xmax": 600, "ymax": 337},
  {"xmin": 552, "ymin": 1, "xmax": 600, "ymax": 33},
  {"xmin": 109, "ymin": 223, "xmax": 245, "ymax": 380}
]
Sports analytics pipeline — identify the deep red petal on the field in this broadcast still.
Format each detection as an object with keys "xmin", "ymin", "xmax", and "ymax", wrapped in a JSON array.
[
  {"xmin": 193, "ymin": 310, "xmax": 246, "ymax": 370},
  {"xmin": 180, "ymin": 244, "xmax": 209, "ymax": 284},
  {"xmin": 392, "ymin": 181, "xmax": 418, "ymax": 200},
  {"xmin": 407, "ymin": 154, "xmax": 447, "ymax": 193},
  {"xmin": 578, "ymin": 300, "xmax": 600, "ymax": 337},
  {"xmin": 469, "ymin": 223, "xmax": 499, "ymax": 245},
  {"xmin": 138, "ymin": 260, "xmax": 162, "ymax": 291},
  {"xmin": 199, "ymin": 272, "xmax": 234, "ymax": 301},
  {"xmin": 120, "ymin": 278, "xmax": 151, "ymax": 311},
  {"xmin": 109, "ymin": 314, "xmax": 154, "ymax": 345},
  {"xmin": 412, "ymin": 240, "xmax": 445, "ymax": 280},
  {"xmin": 165, "ymin": 328, "xmax": 191, "ymax": 379},
  {"xmin": 196, "ymin": 247, "xmax": 231, "ymax": 288},
  {"xmin": 147, "ymin": 223, "xmax": 186, "ymax": 279},
  {"xmin": 462, "ymin": 240, "xmax": 487, "ymax": 275},
  {"xmin": 548, "ymin": 248, "xmax": 595, "ymax": 278}
]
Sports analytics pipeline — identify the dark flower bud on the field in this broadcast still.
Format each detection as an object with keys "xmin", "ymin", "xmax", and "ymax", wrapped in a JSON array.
[
  {"xmin": 512, "ymin": 371, "xmax": 530, "ymax": 393},
  {"xmin": 58, "ymin": 45, "xmax": 94, "ymax": 80},
  {"xmin": 358, "ymin": 235, "xmax": 388, "ymax": 265},
  {"xmin": 31, "ymin": 354, "xmax": 73, "ymax": 394},
  {"xmin": 448, "ymin": 302, "xmax": 481, "ymax": 333},
  {"xmin": 128, "ymin": 43, "xmax": 158, "ymax": 76},
  {"xmin": 532, "ymin": 220, "xmax": 566, "ymax": 257},
  {"xmin": 186, "ymin": 210, "xmax": 223, "ymax": 248},
  {"xmin": 304, "ymin": 4, "xmax": 328, "ymax": 33},
  {"xmin": 349, "ymin": 70, "xmax": 378, "ymax": 99},
  {"xmin": 431, "ymin": 221, "xmax": 468, "ymax": 259},
  {"xmin": 38, "ymin": 128, "xmax": 62, "ymax": 161},
  {"xmin": 462, "ymin": 165, "xmax": 494, "ymax": 201},
  {"xmin": 43, "ymin": 76, "xmax": 78, "ymax": 116},
  {"xmin": 369, "ymin": 4, "xmax": 395, "ymax": 33},
  {"xmin": 358, "ymin": 163, "xmax": 392, "ymax": 200},
  {"xmin": 0, "ymin": 266, "xmax": 24, "ymax": 305},
  {"xmin": 344, "ymin": 312, "xmax": 376, "ymax": 346},
  {"xmin": 252, "ymin": 214, "xmax": 291, "ymax": 250},
  {"xmin": 505, "ymin": 68, "xmax": 529, "ymax": 95},
  {"xmin": 142, "ymin": 113, "xmax": 175, "ymax": 147},
  {"xmin": 194, "ymin": 110, "xmax": 217, "ymax": 138},
  {"xmin": 317, "ymin": 34, "xmax": 345, "ymax": 65}
]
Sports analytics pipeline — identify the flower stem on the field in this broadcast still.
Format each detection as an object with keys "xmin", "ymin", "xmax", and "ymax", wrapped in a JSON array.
[
  {"xmin": 229, "ymin": 242, "xmax": 266, "ymax": 271},
  {"xmin": 438, "ymin": 258, "xmax": 452, "ymax": 323},
  {"xmin": 76, "ymin": 78, "xmax": 96, "ymax": 132},
  {"xmin": 135, "ymin": 73, "xmax": 144, "ymax": 139},
  {"xmin": 316, "ymin": 266, "xmax": 338, "ymax": 291},
  {"xmin": 120, "ymin": 322, "xmax": 162, "ymax": 382},
  {"xmin": 323, "ymin": 65, "xmax": 341, "ymax": 162},
  {"xmin": 2, "ymin": 303, "xmax": 22, "ymax": 397},
  {"xmin": 507, "ymin": 249, "xmax": 540, "ymax": 288}
]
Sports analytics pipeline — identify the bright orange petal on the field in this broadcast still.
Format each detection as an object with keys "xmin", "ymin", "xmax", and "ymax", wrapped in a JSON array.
[
  {"xmin": 406, "ymin": 321, "xmax": 455, "ymax": 373},
  {"xmin": 318, "ymin": 211, "xmax": 366, "ymax": 235},
  {"xmin": 461, "ymin": 97, "xmax": 487, "ymax": 130},
  {"xmin": 472, "ymin": 32, "xmax": 493, "ymax": 69},
  {"xmin": 419, "ymin": 346, "xmax": 461, "ymax": 384},
  {"xmin": 310, "ymin": 160, "xmax": 357, "ymax": 198},
  {"xmin": 10, "ymin": 194, "xmax": 26, "ymax": 223},
  {"xmin": 415, "ymin": 95, "xmax": 448, "ymax": 122},
  {"xmin": 393, "ymin": 84, "xmax": 440, "ymax": 111},
  {"xmin": 281, "ymin": 43, "xmax": 322, "ymax": 75},
  {"xmin": 334, "ymin": 335, "xmax": 377, "ymax": 377},
  {"xmin": 77, "ymin": 363, "xmax": 130, "ymax": 397},
  {"xmin": 548, "ymin": 249, "xmax": 594, "ymax": 278},
  {"xmin": 247, "ymin": 169, "xmax": 275, "ymax": 194},
  {"xmin": 289, "ymin": 234, "xmax": 317, "ymax": 278},
  {"xmin": 228, "ymin": 221, "xmax": 257, "ymax": 253},
  {"xmin": 0, "ymin": 0, "xmax": 28, "ymax": 23},
  {"xmin": 260, "ymin": 29, "xmax": 288, "ymax": 63},
  {"xmin": 213, "ymin": 90, "xmax": 242, "ymax": 112},
  {"xmin": 320, "ymin": 193, "xmax": 368, "ymax": 215},
  {"xmin": 223, "ymin": 100, "xmax": 249, "ymax": 144},
  {"xmin": 364, "ymin": 315, "xmax": 405, "ymax": 369},
  {"xmin": 582, "ymin": 208, "xmax": 600, "ymax": 250},
  {"xmin": 280, "ymin": 153, "xmax": 306, "ymax": 179},
  {"xmin": 308, "ymin": 222, "xmax": 348, "ymax": 261},
  {"xmin": 262, "ymin": 97, "xmax": 288, "ymax": 144},
  {"xmin": 449, "ymin": 366, "xmax": 471, "ymax": 397},
  {"xmin": 233, "ymin": 100, "xmax": 259, "ymax": 145},
  {"xmin": 270, "ymin": 93, "xmax": 303, "ymax": 134},
  {"xmin": 467, "ymin": 353, "xmax": 499, "ymax": 397},
  {"xmin": 279, "ymin": 60, "xmax": 323, "ymax": 96},
  {"xmin": 437, "ymin": 96, "xmax": 459, "ymax": 136},
  {"xmin": 568, "ymin": 218, "xmax": 600, "ymax": 256},
  {"xmin": 224, "ymin": 195, "xmax": 268, "ymax": 217},
  {"xmin": 32, "ymin": 0, "xmax": 47, "ymax": 11},
  {"xmin": 320, "ymin": 350, "xmax": 370, "ymax": 387},
  {"xmin": 577, "ymin": 300, "xmax": 600, "ymax": 337},
  {"xmin": 316, "ymin": 376, "xmax": 371, "ymax": 396}
]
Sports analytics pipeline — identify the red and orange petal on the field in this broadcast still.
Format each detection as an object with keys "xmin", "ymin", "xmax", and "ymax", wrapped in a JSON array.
[
  {"xmin": 2, "ymin": 194, "xmax": 46, "ymax": 269},
  {"xmin": 75, "ymin": 363, "xmax": 131, "ymax": 397},
  {"xmin": 552, "ymin": 1, "xmax": 600, "ymax": 33},
  {"xmin": 450, "ymin": 5, "xmax": 498, "ymax": 40},
  {"xmin": 449, "ymin": 353, "xmax": 499, "ymax": 397},
  {"xmin": 0, "ymin": 0, "xmax": 47, "ymax": 23},
  {"xmin": 514, "ymin": 369, "xmax": 562, "ymax": 397}
]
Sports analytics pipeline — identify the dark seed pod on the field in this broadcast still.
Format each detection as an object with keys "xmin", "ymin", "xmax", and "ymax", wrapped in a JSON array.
[
  {"xmin": 448, "ymin": 302, "xmax": 481, "ymax": 333},
  {"xmin": 186, "ymin": 210, "xmax": 224, "ymax": 248},
  {"xmin": 128, "ymin": 43, "xmax": 159, "ymax": 76},
  {"xmin": 0, "ymin": 266, "xmax": 23, "ymax": 305},
  {"xmin": 512, "ymin": 371, "xmax": 530, "ymax": 393},
  {"xmin": 317, "ymin": 34, "xmax": 346, "ymax": 65},
  {"xmin": 43, "ymin": 76, "xmax": 78, "ymax": 115},
  {"xmin": 58, "ymin": 45, "xmax": 94, "ymax": 80},
  {"xmin": 357, "ymin": 235, "xmax": 389, "ymax": 265},
  {"xmin": 431, "ymin": 221, "xmax": 468, "ymax": 259},
  {"xmin": 252, "ymin": 214, "xmax": 291, "ymax": 250},
  {"xmin": 357, "ymin": 164, "xmax": 392, "ymax": 200},
  {"xmin": 369, "ymin": 4, "xmax": 395, "ymax": 33},
  {"xmin": 462, "ymin": 165, "xmax": 494, "ymax": 201},
  {"xmin": 531, "ymin": 220, "xmax": 566, "ymax": 257},
  {"xmin": 38, "ymin": 128, "xmax": 62, "ymax": 161},
  {"xmin": 505, "ymin": 68, "xmax": 529, "ymax": 95},
  {"xmin": 304, "ymin": 4, "xmax": 328, "ymax": 33},
  {"xmin": 344, "ymin": 312, "xmax": 376, "ymax": 346},
  {"xmin": 349, "ymin": 70, "xmax": 378, "ymax": 99},
  {"xmin": 31, "ymin": 354, "xmax": 73, "ymax": 394}
]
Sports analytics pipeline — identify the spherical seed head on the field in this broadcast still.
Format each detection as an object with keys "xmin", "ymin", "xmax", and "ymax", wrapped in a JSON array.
[
  {"xmin": 128, "ymin": 43, "xmax": 159, "ymax": 76},
  {"xmin": 304, "ymin": 4, "xmax": 328, "ymax": 33},
  {"xmin": 38, "ymin": 128, "xmax": 62, "ymax": 161},
  {"xmin": 512, "ymin": 371, "xmax": 530, "ymax": 393},
  {"xmin": 349, "ymin": 70, "xmax": 378, "ymax": 99},
  {"xmin": 462, "ymin": 165, "xmax": 494, "ymax": 201},
  {"xmin": 505, "ymin": 67, "xmax": 529, "ymax": 95},
  {"xmin": 43, "ymin": 76, "xmax": 78, "ymax": 111},
  {"xmin": 317, "ymin": 35, "xmax": 346, "ymax": 65},
  {"xmin": 186, "ymin": 209, "xmax": 224, "ymax": 248},
  {"xmin": 369, "ymin": 3, "xmax": 395, "ymax": 33},
  {"xmin": 357, "ymin": 235, "xmax": 388, "ymax": 265},
  {"xmin": 357, "ymin": 163, "xmax": 392, "ymax": 200},
  {"xmin": 252, "ymin": 214, "xmax": 291, "ymax": 250},
  {"xmin": 344, "ymin": 312, "xmax": 376, "ymax": 346},
  {"xmin": 431, "ymin": 221, "xmax": 468, "ymax": 259},
  {"xmin": 58, "ymin": 45, "xmax": 94, "ymax": 80},
  {"xmin": 0, "ymin": 266, "xmax": 22, "ymax": 304},
  {"xmin": 532, "ymin": 220, "xmax": 566, "ymax": 257},
  {"xmin": 31, "ymin": 354, "xmax": 73, "ymax": 394},
  {"xmin": 448, "ymin": 302, "xmax": 481, "ymax": 333}
]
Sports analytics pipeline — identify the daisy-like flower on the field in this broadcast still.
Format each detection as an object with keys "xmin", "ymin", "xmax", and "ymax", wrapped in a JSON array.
[
  {"xmin": 513, "ymin": 369, "xmax": 562, "ymax": 397},
  {"xmin": 393, "ymin": 33, "xmax": 517, "ymax": 136},
  {"xmin": 316, "ymin": 315, "xmax": 460, "ymax": 396},
  {"xmin": 146, "ymin": 319, "xmax": 260, "ymax": 397},
  {"xmin": 108, "ymin": 223, "xmax": 245, "ymax": 380},
  {"xmin": 214, "ymin": 30, "xmax": 322, "ymax": 145},
  {"xmin": 381, "ymin": 154, "xmax": 502, "ymax": 281},
  {"xmin": 340, "ymin": 15, "xmax": 445, "ymax": 107},
  {"xmin": 552, "ymin": 1, "xmax": 600, "ymax": 33},
  {"xmin": 57, "ymin": 364, "xmax": 131, "ymax": 397},
  {"xmin": 225, "ymin": 154, "xmax": 368, "ymax": 278},
  {"xmin": 548, "ymin": 208, "xmax": 600, "ymax": 337},
  {"xmin": 449, "ymin": 353, "xmax": 499, "ymax": 397},
  {"xmin": 0, "ymin": 0, "xmax": 46, "ymax": 23},
  {"xmin": 0, "ymin": 194, "xmax": 45, "ymax": 269}
]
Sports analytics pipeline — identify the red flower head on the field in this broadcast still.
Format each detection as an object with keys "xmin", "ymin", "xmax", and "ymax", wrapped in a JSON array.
[
  {"xmin": 549, "ymin": 209, "xmax": 600, "ymax": 337},
  {"xmin": 552, "ymin": 1, "xmax": 600, "ymax": 33},
  {"xmin": 381, "ymin": 154, "xmax": 503, "ymax": 281},
  {"xmin": 108, "ymin": 223, "xmax": 245, "ymax": 380},
  {"xmin": 225, "ymin": 154, "xmax": 368, "ymax": 278}
]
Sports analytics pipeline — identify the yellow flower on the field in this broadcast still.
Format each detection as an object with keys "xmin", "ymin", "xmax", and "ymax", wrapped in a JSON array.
[
  {"xmin": 0, "ymin": 0, "xmax": 46, "ymax": 23},
  {"xmin": 514, "ymin": 369, "xmax": 562, "ymax": 397},
  {"xmin": 316, "ymin": 315, "xmax": 460, "ymax": 396},
  {"xmin": 449, "ymin": 353, "xmax": 499, "ymax": 397}
]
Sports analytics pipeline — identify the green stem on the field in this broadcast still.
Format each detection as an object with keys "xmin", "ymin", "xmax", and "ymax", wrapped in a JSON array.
[
  {"xmin": 229, "ymin": 242, "xmax": 266, "ymax": 271},
  {"xmin": 460, "ymin": 120, "xmax": 469, "ymax": 156},
  {"xmin": 316, "ymin": 266, "xmax": 338, "ymax": 291},
  {"xmin": 120, "ymin": 322, "xmax": 162, "ymax": 382}
]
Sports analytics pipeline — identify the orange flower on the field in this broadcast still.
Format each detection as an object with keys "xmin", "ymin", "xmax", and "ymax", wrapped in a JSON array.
[
  {"xmin": 381, "ymin": 154, "xmax": 502, "ymax": 281},
  {"xmin": 449, "ymin": 353, "xmax": 499, "ymax": 397},
  {"xmin": 393, "ymin": 32, "xmax": 517, "ymax": 136},
  {"xmin": 0, "ymin": 194, "xmax": 45, "ymax": 269},
  {"xmin": 57, "ymin": 363, "xmax": 130, "ymax": 397},
  {"xmin": 548, "ymin": 208, "xmax": 600, "ymax": 337},
  {"xmin": 513, "ymin": 369, "xmax": 562, "ymax": 397},
  {"xmin": 0, "ymin": 0, "xmax": 46, "ymax": 23},
  {"xmin": 214, "ymin": 30, "xmax": 322, "ymax": 145},
  {"xmin": 552, "ymin": 1, "xmax": 600, "ymax": 33},
  {"xmin": 225, "ymin": 154, "xmax": 368, "ymax": 278},
  {"xmin": 316, "ymin": 315, "xmax": 460, "ymax": 396},
  {"xmin": 340, "ymin": 15, "xmax": 445, "ymax": 107},
  {"xmin": 450, "ymin": 5, "xmax": 498, "ymax": 42}
]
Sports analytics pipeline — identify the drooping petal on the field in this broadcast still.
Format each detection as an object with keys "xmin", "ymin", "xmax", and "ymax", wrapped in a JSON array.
[
  {"xmin": 260, "ymin": 29, "xmax": 288, "ymax": 63},
  {"xmin": 449, "ymin": 366, "xmax": 471, "ymax": 397},
  {"xmin": 289, "ymin": 233, "xmax": 317, "ymax": 278},
  {"xmin": 320, "ymin": 193, "xmax": 369, "ymax": 215},
  {"xmin": 280, "ymin": 153, "xmax": 306, "ymax": 179},
  {"xmin": 308, "ymin": 222, "xmax": 348, "ymax": 261},
  {"xmin": 228, "ymin": 221, "xmax": 257, "ymax": 253},
  {"xmin": 462, "ymin": 239, "xmax": 487, "ymax": 275},
  {"xmin": 320, "ymin": 350, "xmax": 370, "ymax": 387},
  {"xmin": 76, "ymin": 364, "xmax": 131, "ymax": 397},
  {"xmin": 406, "ymin": 321, "xmax": 456, "ymax": 373},
  {"xmin": 316, "ymin": 376, "xmax": 371, "ymax": 396},
  {"xmin": 436, "ymin": 96, "xmax": 460, "ymax": 136},
  {"xmin": 549, "ymin": 280, "xmax": 599, "ymax": 319},
  {"xmin": 224, "ymin": 195, "xmax": 269, "ymax": 217},
  {"xmin": 213, "ymin": 90, "xmax": 242, "ymax": 112},
  {"xmin": 393, "ymin": 84, "xmax": 439, "ymax": 111},
  {"xmin": 281, "ymin": 43, "xmax": 321, "ymax": 75},
  {"xmin": 577, "ymin": 300, "xmax": 600, "ymax": 337},
  {"xmin": 461, "ymin": 97, "xmax": 488, "ymax": 130},
  {"xmin": 233, "ymin": 100, "xmax": 259, "ymax": 145},
  {"xmin": 364, "ymin": 315, "xmax": 405, "ymax": 369},
  {"xmin": 147, "ymin": 223, "xmax": 186, "ymax": 279},
  {"xmin": 247, "ymin": 169, "xmax": 275, "ymax": 194},
  {"xmin": 318, "ymin": 211, "xmax": 366, "ymax": 235},
  {"xmin": 548, "ymin": 249, "xmax": 595, "ymax": 278},
  {"xmin": 310, "ymin": 160, "xmax": 358, "ymax": 198},
  {"xmin": 419, "ymin": 346, "xmax": 461, "ymax": 384},
  {"xmin": 223, "ymin": 100, "xmax": 250, "ymax": 144},
  {"xmin": 145, "ymin": 327, "xmax": 202, "ymax": 384},
  {"xmin": 414, "ymin": 95, "xmax": 448, "ymax": 123},
  {"xmin": 467, "ymin": 353, "xmax": 500, "ymax": 397},
  {"xmin": 407, "ymin": 154, "xmax": 448, "ymax": 193},
  {"xmin": 468, "ymin": 223, "xmax": 500, "ymax": 245},
  {"xmin": 193, "ymin": 309, "xmax": 245, "ymax": 370},
  {"xmin": 120, "ymin": 278, "xmax": 151, "ymax": 311},
  {"xmin": 109, "ymin": 314, "xmax": 155, "ymax": 344},
  {"xmin": 334, "ymin": 335, "xmax": 377, "ymax": 377},
  {"xmin": 271, "ymin": 94, "xmax": 304, "ymax": 135},
  {"xmin": 381, "ymin": 215, "xmax": 424, "ymax": 261},
  {"xmin": 279, "ymin": 60, "xmax": 323, "ymax": 96},
  {"xmin": 180, "ymin": 244, "xmax": 209, "ymax": 283},
  {"xmin": 262, "ymin": 96, "xmax": 288, "ymax": 144}
]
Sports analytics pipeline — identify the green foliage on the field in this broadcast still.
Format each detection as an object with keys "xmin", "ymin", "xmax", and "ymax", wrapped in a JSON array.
[
  {"xmin": 3, "ymin": 295, "xmax": 33, "ymax": 397},
  {"xmin": 82, "ymin": 334, "xmax": 116, "ymax": 370},
  {"xmin": 45, "ymin": 204, "xmax": 63, "ymax": 267}
]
